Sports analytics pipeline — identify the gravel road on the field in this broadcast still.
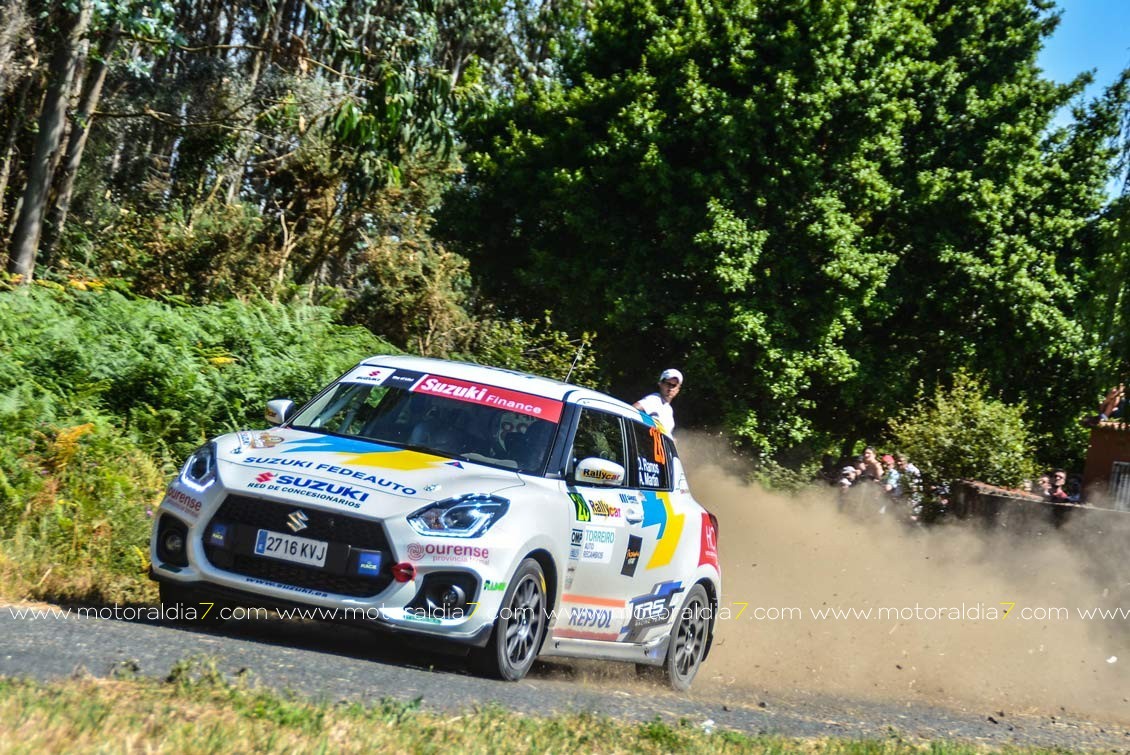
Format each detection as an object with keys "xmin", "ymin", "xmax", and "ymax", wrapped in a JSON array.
[{"xmin": 2, "ymin": 601, "xmax": 1127, "ymax": 749}]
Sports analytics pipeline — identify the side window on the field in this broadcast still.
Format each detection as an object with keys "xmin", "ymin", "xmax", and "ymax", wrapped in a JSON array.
[
  {"xmin": 570, "ymin": 409, "xmax": 626, "ymax": 480},
  {"xmin": 628, "ymin": 421, "xmax": 671, "ymax": 490}
]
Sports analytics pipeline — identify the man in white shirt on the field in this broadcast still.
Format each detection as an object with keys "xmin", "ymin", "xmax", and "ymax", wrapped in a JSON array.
[{"xmin": 633, "ymin": 368, "xmax": 683, "ymax": 432}]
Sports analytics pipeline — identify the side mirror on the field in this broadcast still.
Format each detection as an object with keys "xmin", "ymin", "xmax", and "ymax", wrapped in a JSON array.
[
  {"xmin": 575, "ymin": 457, "xmax": 625, "ymax": 486},
  {"xmin": 265, "ymin": 399, "xmax": 295, "ymax": 426}
]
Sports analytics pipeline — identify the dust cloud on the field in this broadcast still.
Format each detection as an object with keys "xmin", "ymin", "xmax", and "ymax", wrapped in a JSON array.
[{"xmin": 680, "ymin": 433, "xmax": 1130, "ymax": 721}]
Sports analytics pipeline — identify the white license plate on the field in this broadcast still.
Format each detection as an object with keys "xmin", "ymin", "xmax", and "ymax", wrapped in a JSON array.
[{"xmin": 254, "ymin": 529, "xmax": 328, "ymax": 567}]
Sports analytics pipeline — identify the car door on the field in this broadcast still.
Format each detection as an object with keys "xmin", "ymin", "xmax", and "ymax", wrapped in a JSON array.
[
  {"xmin": 618, "ymin": 419, "xmax": 688, "ymax": 644},
  {"xmin": 554, "ymin": 403, "xmax": 635, "ymax": 641}
]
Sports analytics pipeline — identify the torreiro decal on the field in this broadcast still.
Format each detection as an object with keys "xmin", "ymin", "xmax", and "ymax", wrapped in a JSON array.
[{"xmin": 414, "ymin": 375, "xmax": 563, "ymax": 422}]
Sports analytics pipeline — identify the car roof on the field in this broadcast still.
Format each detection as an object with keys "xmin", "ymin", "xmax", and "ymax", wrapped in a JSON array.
[{"xmin": 360, "ymin": 354, "xmax": 639, "ymax": 414}]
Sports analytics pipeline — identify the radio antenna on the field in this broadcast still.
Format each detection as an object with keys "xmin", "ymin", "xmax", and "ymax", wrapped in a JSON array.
[{"xmin": 564, "ymin": 341, "xmax": 585, "ymax": 384}]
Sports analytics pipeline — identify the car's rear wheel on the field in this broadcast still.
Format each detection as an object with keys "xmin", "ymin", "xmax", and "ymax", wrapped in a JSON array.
[
  {"xmin": 471, "ymin": 558, "xmax": 547, "ymax": 681},
  {"xmin": 664, "ymin": 583, "xmax": 710, "ymax": 691}
]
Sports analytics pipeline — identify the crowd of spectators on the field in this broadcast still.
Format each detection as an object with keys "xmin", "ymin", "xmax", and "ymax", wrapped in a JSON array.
[
  {"xmin": 1031, "ymin": 469, "xmax": 1081, "ymax": 503},
  {"xmin": 814, "ymin": 384, "xmax": 1126, "ymax": 518},
  {"xmin": 824, "ymin": 447, "xmax": 926, "ymax": 521}
]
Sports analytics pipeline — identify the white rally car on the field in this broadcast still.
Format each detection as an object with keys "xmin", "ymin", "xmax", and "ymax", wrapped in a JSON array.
[{"xmin": 150, "ymin": 356, "xmax": 721, "ymax": 689}]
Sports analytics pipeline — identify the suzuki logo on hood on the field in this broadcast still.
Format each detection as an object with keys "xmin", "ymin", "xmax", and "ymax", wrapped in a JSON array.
[{"xmin": 287, "ymin": 509, "xmax": 310, "ymax": 533}]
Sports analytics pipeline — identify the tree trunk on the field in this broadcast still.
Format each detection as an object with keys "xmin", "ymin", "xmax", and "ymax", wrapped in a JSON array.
[
  {"xmin": 41, "ymin": 26, "xmax": 118, "ymax": 263},
  {"xmin": 223, "ymin": 0, "xmax": 282, "ymax": 205},
  {"xmin": 0, "ymin": 76, "xmax": 33, "ymax": 232},
  {"xmin": 6, "ymin": 0, "xmax": 92, "ymax": 281}
]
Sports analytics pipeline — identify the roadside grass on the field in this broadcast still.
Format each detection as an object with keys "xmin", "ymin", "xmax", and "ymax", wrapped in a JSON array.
[
  {"xmin": 0, "ymin": 657, "xmax": 1048, "ymax": 754},
  {"xmin": 0, "ymin": 285, "xmax": 396, "ymax": 606}
]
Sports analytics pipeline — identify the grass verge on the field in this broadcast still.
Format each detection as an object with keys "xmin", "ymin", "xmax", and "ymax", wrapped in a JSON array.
[{"xmin": 0, "ymin": 656, "xmax": 1048, "ymax": 754}]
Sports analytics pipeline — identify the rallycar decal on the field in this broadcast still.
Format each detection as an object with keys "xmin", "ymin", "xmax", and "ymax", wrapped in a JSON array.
[
  {"xmin": 588, "ymin": 498, "xmax": 622, "ymax": 521},
  {"xmin": 578, "ymin": 466, "xmax": 620, "ymax": 484},
  {"xmin": 640, "ymin": 490, "xmax": 685, "ymax": 570},
  {"xmin": 413, "ymin": 374, "xmax": 563, "ymax": 422}
]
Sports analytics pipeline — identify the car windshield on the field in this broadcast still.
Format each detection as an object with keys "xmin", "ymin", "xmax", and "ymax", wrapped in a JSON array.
[{"xmin": 288, "ymin": 373, "xmax": 562, "ymax": 475}]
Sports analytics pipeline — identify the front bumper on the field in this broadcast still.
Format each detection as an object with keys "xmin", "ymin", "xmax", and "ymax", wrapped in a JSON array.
[
  {"xmin": 148, "ymin": 567, "xmax": 497, "ymax": 647},
  {"xmin": 150, "ymin": 487, "xmax": 518, "ymax": 645}
]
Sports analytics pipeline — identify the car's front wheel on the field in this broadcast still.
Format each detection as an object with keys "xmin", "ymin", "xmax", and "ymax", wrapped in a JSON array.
[
  {"xmin": 471, "ymin": 558, "xmax": 547, "ymax": 681},
  {"xmin": 664, "ymin": 583, "xmax": 711, "ymax": 691}
]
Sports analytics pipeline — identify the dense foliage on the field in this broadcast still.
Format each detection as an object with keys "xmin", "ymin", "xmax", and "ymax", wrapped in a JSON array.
[
  {"xmin": 0, "ymin": 283, "xmax": 394, "ymax": 599},
  {"xmin": 444, "ymin": 0, "xmax": 1129, "ymax": 467},
  {"xmin": 2, "ymin": 0, "xmax": 1129, "ymax": 480}
]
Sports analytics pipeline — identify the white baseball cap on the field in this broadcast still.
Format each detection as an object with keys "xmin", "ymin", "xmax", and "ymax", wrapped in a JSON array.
[{"xmin": 659, "ymin": 368, "xmax": 683, "ymax": 384}]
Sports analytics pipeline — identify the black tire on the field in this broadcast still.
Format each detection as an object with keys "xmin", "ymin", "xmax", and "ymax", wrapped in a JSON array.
[
  {"xmin": 664, "ymin": 583, "xmax": 711, "ymax": 691},
  {"xmin": 470, "ymin": 558, "xmax": 548, "ymax": 681},
  {"xmin": 157, "ymin": 582, "xmax": 226, "ymax": 626}
]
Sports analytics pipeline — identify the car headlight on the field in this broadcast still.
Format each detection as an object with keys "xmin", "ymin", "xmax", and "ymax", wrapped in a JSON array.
[
  {"xmin": 407, "ymin": 494, "xmax": 510, "ymax": 538},
  {"xmin": 180, "ymin": 442, "xmax": 217, "ymax": 491}
]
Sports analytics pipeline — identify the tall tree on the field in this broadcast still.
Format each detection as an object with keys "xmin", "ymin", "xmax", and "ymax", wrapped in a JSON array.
[
  {"xmin": 7, "ymin": 0, "xmax": 91, "ymax": 281},
  {"xmin": 441, "ymin": 0, "xmax": 1128, "ymax": 462}
]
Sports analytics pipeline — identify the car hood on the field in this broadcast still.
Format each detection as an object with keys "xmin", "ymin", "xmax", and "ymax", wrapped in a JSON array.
[{"xmin": 215, "ymin": 428, "xmax": 526, "ymax": 518}]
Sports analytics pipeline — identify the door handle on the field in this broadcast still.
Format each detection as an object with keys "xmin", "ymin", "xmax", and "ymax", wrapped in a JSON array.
[{"xmin": 624, "ymin": 505, "xmax": 644, "ymax": 524}]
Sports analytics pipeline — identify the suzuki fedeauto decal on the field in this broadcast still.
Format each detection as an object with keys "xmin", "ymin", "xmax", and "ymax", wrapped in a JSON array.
[{"xmin": 414, "ymin": 374, "xmax": 563, "ymax": 422}]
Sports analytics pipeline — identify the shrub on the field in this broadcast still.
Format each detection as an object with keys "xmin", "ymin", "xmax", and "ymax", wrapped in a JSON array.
[{"xmin": 887, "ymin": 371, "xmax": 1038, "ymax": 489}]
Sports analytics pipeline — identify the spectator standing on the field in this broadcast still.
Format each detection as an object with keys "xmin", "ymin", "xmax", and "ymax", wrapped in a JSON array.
[
  {"xmin": 633, "ymin": 368, "xmax": 682, "ymax": 432},
  {"xmin": 859, "ymin": 446, "xmax": 883, "ymax": 482},
  {"xmin": 1047, "ymin": 469, "xmax": 1075, "ymax": 503},
  {"xmin": 1083, "ymin": 383, "xmax": 1125, "ymax": 426},
  {"xmin": 893, "ymin": 454, "xmax": 921, "ymax": 499},
  {"xmin": 880, "ymin": 453, "xmax": 900, "ymax": 494},
  {"xmin": 1099, "ymin": 384, "xmax": 1125, "ymax": 422}
]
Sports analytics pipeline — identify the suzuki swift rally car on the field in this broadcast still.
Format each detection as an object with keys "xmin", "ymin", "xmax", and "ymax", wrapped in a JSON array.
[{"xmin": 150, "ymin": 356, "xmax": 721, "ymax": 689}]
